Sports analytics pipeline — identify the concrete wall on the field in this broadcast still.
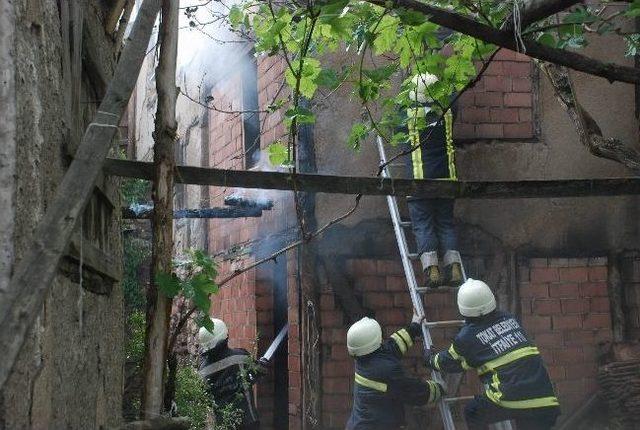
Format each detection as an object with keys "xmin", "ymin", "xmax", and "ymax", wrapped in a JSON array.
[{"xmin": 0, "ymin": 1, "xmax": 124, "ymax": 428}]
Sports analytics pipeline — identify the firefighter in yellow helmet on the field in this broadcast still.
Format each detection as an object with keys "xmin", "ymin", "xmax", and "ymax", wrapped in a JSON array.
[
  {"xmin": 345, "ymin": 315, "xmax": 444, "ymax": 430},
  {"xmin": 425, "ymin": 279, "xmax": 560, "ymax": 430}
]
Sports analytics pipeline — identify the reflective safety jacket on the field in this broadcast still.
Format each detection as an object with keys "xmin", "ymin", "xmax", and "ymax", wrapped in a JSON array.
[
  {"xmin": 429, "ymin": 310, "xmax": 560, "ymax": 411},
  {"xmin": 346, "ymin": 324, "xmax": 443, "ymax": 430},
  {"xmin": 198, "ymin": 340, "xmax": 260, "ymax": 426},
  {"xmin": 402, "ymin": 105, "xmax": 456, "ymax": 182}
]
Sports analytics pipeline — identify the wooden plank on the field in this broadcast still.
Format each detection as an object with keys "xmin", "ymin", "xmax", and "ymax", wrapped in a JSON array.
[
  {"xmin": 122, "ymin": 206, "xmax": 264, "ymax": 219},
  {"xmin": 0, "ymin": 0, "xmax": 163, "ymax": 391},
  {"xmin": 66, "ymin": 232, "xmax": 123, "ymax": 282},
  {"xmin": 104, "ymin": 159, "xmax": 640, "ymax": 199}
]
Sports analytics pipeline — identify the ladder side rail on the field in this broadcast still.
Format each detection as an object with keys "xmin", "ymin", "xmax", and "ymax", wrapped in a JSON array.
[{"xmin": 377, "ymin": 137, "xmax": 456, "ymax": 430}]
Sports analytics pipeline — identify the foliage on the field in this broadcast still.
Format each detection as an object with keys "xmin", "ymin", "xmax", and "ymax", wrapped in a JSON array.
[
  {"xmin": 121, "ymin": 178, "xmax": 151, "ymax": 206},
  {"xmin": 208, "ymin": 0, "xmax": 640, "ymax": 153},
  {"xmin": 125, "ymin": 311, "xmax": 147, "ymax": 366},
  {"xmin": 123, "ymin": 235, "xmax": 151, "ymax": 311},
  {"xmin": 175, "ymin": 365, "xmax": 214, "ymax": 430},
  {"xmin": 156, "ymin": 249, "xmax": 219, "ymax": 331}
]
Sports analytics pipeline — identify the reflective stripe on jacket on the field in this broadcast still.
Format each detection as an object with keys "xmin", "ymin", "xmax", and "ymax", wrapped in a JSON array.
[
  {"xmin": 404, "ymin": 105, "xmax": 456, "ymax": 181},
  {"xmin": 429, "ymin": 310, "xmax": 560, "ymax": 410},
  {"xmin": 346, "ymin": 324, "xmax": 441, "ymax": 430}
]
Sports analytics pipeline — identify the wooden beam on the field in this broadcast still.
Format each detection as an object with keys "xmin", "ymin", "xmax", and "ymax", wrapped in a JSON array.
[
  {"xmin": 104, "ymin": 159, "xmax": 640, "ymax": 199},
  {"xmin": 366, "ymin": 0, "xmax": 640, "ymax": 84},
  {"xmin": 0, "ymin": 0, "xmax": 162, "ymax": 391},
  {"xmin": 122, "ymin": 206, "xmax": 264, "ymax": 219}
]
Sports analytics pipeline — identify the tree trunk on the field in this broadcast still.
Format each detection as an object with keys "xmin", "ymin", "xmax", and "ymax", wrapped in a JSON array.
[{"xmin": 141, "ymin": 0, "xmax": 179, "ymax": 418}]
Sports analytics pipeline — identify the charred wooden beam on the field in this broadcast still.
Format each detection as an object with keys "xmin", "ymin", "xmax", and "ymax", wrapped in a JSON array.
[
  {"xmin": 122, "ymin": 205, "xmax": 263, "ymax": 219},
  {"xmin": 224, "ymin": 194, "xmax": 274, "ymax": 210},
  {"xmin": 104, "ymin": 159, "xmax": 640, "ymax": 199}
]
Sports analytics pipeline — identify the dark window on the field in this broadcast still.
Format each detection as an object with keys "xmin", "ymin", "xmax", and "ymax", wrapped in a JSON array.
[{"xmin": 242, "ymin": 53, "xmax": 261, "ymax": 169}]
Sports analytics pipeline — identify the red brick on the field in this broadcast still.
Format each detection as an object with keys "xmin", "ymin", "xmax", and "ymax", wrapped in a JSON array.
[
  {"xmin": 453, "ymin": 123, "xmax": 476, "ymax": 139},
  {"xmin": 476, "ymin": 123, "xmax": 504, "ymax": 138},
  {"xmin": 519, "ymin": 108, "xmax": 533, "ymax": 122},
  {"xmin": 529, "ymin": 258, "xmax": 548, "ymax": 267},
  {"xmin": 495, "ymin": 49, "xmax": 519, "ymax": 60},
  {"xmin": 558, "ymin": 267, "xmax": 589, "ymax": 283},
  {"xmin": 378, "ymin": 309, "xmax": 407, "ymax": 325},
  {"xmin": 483, "ymin": 76, "xmax": 512, "ymax": 92},
  {"xmin": 324, "ymin": 360, "xmax": 352, "ymax": 377},
  {"xmin": 504, "ymin": 92, "xmax": 532, "ymax": 107},
  {"xmin": 552, "ymin": 315, "xmax": 582, "ymax": 330},
  {"xmin": 547, "ymin": 365, "xmax": 566, "ymax": 381},
  {"xmin": 522, "ymin": 315, "xmax": 551, "ymax": 332},
  {"xmin": 580, "ymin": 282, "xmax": 608, "ymax": 297},
  {"xmin": 589, "ymin": 297, "xmax": 611, "ymax": 313},
  {"xmin": 349, "ymin": 259, "xmax": 378, "ymax": 276},
  {"xmin": 475, "ymin": 92, "xmax": 504, "ymax": 107},
  {"xmin": 320, "ymin": 294, "xmax": 335, "ymax": 309},
  {"xmin": 582, "ymin": 313, "xmax": 611, "ymax": 329},
  {"xmin": 320, "ymin": 311, "xmax": 343, "ymax": 328},
  {"xmin": 331, "ymin": 344, "xmax": 350, "ymax": 361},
  {"xmin": 504, "ymin": 61, "xmax": 531, "ymax": 76},
  {"xmin": 354, "ymin": 276, "xmax": 386, "ymax": 292},
  {"xmin": 377, "ymin": 260, "xmax": 403, "ymax": 275},
  {"xmin": 520, "ymin": 298, "xmax": 533, "ymax": 315},
  {"xmin": 533, "ymin": 299, "xmax": 561, "ymax": 315},
  {"xmin": 484, "ymin": 61, "xmax": 504, "ymax": 76},
  {"xmin": 520, "ymin": 283, "xmax": 549, "ymax": 298},
  {"xmin": 553, "ymin": 346, "xmax": 583, "ymax": 364},
  {"xmin": 565, "ymin": 363, "xmax": 597, "ymax": 380},
  {"xmin": 323, "ymin": 377, "xmax": 351, "ymax": 394},
  {"xmin": 561, "ymin": 298, "xmax": 589, "ymax": 314},
  {"xmin": 489, "ymin": 108, "xmax": 519, "ymax": 123},
  {"xmin": 549, "ymin": 283, "xmax": 579, "ymax": 298},
  {"xmin": 504, "ymin": 122, "xmax": 533, "ymax": 138},
  {"xmin": 532, "ymin": 331, "xmax": 563, "ymax": 346},
  {"xmin": 530, "ymin": 267, "xmax": 559, "ymax": 283},
  {"xmin": 563, "ymin": 329, "xmax": 596, "ymax": 346},
  {"xmin": 512, "ymin": 77, "xmax": 532, "ymax": 92},
  {"xmin": 393, "ymin": 294, "xmax": 412, "ymax": 308},
  {"xmin": 364, "ymin": 292, "xmax": 393, "ymax": 309},
  {"xmin": 588, "ymin": 266, "xmax": 608, "ymax": 282},
  {"xmin": 462, "ymin": 107, "xmax": 491, "ymax": 123},
  {"xmin": 386, "ymin": 276, "xmax": 407, "ymax": 292}
]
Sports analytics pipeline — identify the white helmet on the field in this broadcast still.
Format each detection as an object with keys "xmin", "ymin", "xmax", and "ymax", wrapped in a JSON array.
[
  {"xmin": 410, "ymin": 72, "xmax": 439, "ymax": 103},
  {"xmin": 347, "ymin": 317, "xmax": 382, "ymax": 357},
  {"xmin": 457, "ymin": 279, "xmax": 497, "ymax": 317},
  {"xmin": 198, "ymin": 318, "xmax": 228, "ymax": 351}
]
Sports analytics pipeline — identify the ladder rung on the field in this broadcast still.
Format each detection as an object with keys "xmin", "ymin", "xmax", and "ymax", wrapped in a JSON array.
[
  {"xmin": 416, "ymin": 286, "xmax": 459, "ymax": 293},
  {"xmin": 408, "ymin": 253, "xmax": 418, "ymax": 260},
  {"xmin": 444, "ymin": 395, "xmax": 474, "ymax": 403},
  {"xmin": 399, "ymin": 221, "xmax": 412, "ymax": 228},
  {"xmin": 424, "ymin": 320, "xmax": 465, "ymax": 328}
]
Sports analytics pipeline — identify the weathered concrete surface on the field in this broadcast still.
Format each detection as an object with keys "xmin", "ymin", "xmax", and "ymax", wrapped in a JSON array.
[
  {"xmin": 0, "ymin": 0, "xmax": 17, "ymax": 298},
  {"xmin": 0, "ymin": 1, "xmax": 124, "ymax": 428}
]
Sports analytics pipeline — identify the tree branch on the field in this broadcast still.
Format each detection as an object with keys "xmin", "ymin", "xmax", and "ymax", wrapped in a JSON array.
[
  {"xmin": 502, "ymin": 0, "xmax": 583, "ymax": 30},
  {"xmin": 540, "ymin": 62, "xmax": 640, "ymax": 171},
  {"xmin": 364, "ymin": 0, "xmax": 640, "ymax": 84}
]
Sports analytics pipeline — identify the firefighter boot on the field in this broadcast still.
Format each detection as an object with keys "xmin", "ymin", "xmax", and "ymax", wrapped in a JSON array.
[
  {"xmin": 444, "ymin": 250, "xmax": 463, "ymax": 287},
  {"xmin": 420, "ymin": 251, "xmax": 442, "ymax": 289}
]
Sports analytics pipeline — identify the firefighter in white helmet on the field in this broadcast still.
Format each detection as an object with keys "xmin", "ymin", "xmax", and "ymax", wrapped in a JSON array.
[
  {"xmin": 345, "ymin": 315, "xmax": 444, "ymax": 430},
  {"xmin": 425, "ymin": 279, "xmax": 560, "ymax": 430},
  {"xmin": 197, "ymin": 319, "xmax": 265, "ymax": 430}
]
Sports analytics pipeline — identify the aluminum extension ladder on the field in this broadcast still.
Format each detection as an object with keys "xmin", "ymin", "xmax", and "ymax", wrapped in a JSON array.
[{"xmin": 376, "ymin": 136, "xmax": 512, "ymax": 430}]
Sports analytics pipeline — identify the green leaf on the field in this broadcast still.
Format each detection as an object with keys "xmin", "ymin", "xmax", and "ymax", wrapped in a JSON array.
[
  {"xmin": 284, "ymin": 106, "xmax": 315, "ymax": 125},
  {"xmin": 315, "ymin": 68, "xmax": 340, "ymax": 89},
  {"xmin": 372, "ymin": 15, "xmax": 398, "ymax": 54},
  {"xmin": 285, "ymin": 58, "xmax": 322, "ymax": 98},
  {"xmin": 197, "ymin": 315, "xmax": 215, "ymax": 332},
  {"xmin": 193, "ymin": 288, "xmax": 211, "ymax": 314},
  {"xmin": 347, "ymin": 123, "xmax": 369, "ymax": 151},
  {"xmin": 267, "ymin": 141, "xmax": 289, "ymax": 166},
  {"xmin": 396, "ymin": 8, "xmax": 427, "ymax": 26},
  {"xmin": 626, "ymin": 0, "xmax": 640, "ymax": 17},
  {"xmin": 155, "ymin": 272, "xmax": 182, "ymax": 298},
  {"xmin": 536, "ymin": 33, "xmax": 557, "ymax": 48},
  {"xmin": 229, "ymin": 5, "xmax": 244, "ymax": 27}
]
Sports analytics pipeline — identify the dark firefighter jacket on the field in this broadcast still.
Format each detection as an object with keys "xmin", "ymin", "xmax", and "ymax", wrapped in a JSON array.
[
  {"xmin": 401, "ymin": 103, "xmax": 457, "ymax": 183},
  {"xmin": 428, "ymin": 310, "xmax": 560, "ymax": 411},
  {"xmin": 198, "ymin": 340, "xmax": 260, "ymax": 426},
  {"xmin": 346, "ymin": 324, "xmax": 443, "ymax": 430}
]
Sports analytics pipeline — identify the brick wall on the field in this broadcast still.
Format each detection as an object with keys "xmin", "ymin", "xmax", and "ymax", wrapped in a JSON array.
[
  {"xmin": 314, "ymin": 256, "xmax": 613, "ymax": 429},
  {"xmin": 455, "ymin": 49, "xmax": 536, "ymax": 140},
  {"xmin": 518, "ymin": 257, "xmax": 613, "ymax": 415}
]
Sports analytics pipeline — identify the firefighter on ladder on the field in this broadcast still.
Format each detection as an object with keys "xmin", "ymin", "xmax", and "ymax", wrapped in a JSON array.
[
  {"xmin": 345, "ymin": 315, "xmax": 445, "ymax": 430},
  {"xmin": 197, "ymin": 319, "xmax": 267, "ymax": 430},
  {"xmin": 425, "ymin": 279, "xmax": 561, "ymax": 430},
  {"xmin": 404, "ymin": 72, "xmax": 462, "ymax": 289}
]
